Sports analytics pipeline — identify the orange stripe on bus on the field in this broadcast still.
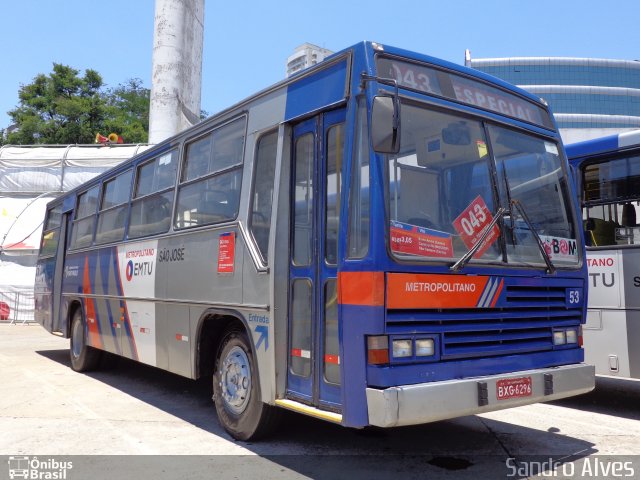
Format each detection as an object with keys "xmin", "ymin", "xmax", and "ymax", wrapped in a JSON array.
[
  {"xmin": 338, "ymin": 271, "xmax": 385, "ymax": 306},
  {"xmin": 82, "ymin": 256, "xmax": 103, "ymax": 349}
]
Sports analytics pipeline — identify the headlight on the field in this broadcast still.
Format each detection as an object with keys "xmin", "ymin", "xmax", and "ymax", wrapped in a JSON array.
[
  {"xmin": 415, "ymin": 338, "xmax": 435, "ymax": 356},
  {"xmin": 553, "ymin": 330, "xmax": 566, "ymax": 345},
  {"xmin": 565, "ymin": 329, "xmax": 578, "ymax": 344},
  {"xmin": 392, "ymin": 339, "xmax": 412, "ymax": 358}
]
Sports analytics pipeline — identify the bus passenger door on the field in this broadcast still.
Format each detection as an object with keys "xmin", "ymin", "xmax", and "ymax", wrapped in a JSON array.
[
  {"xmin": 52, "ymin": 213, "xmax": 72, "ymax": 334},
  {"xmin": 288, "ymin": 109, "xmax": 345, "ymax": 412}
]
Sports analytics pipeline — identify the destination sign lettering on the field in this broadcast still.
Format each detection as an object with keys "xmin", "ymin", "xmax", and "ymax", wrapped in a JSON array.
[
  {"xmin": 376, "ymin": 56, "xmax": 553, "ymax": 129},
  {"xmin": 451, "ymin": 76, "xmax": 543, "ymax": 125}
]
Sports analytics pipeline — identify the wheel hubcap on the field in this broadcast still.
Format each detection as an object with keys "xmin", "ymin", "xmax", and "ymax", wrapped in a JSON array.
[
  {"xmin": 71, "ymin": 317, "xmax": 83, "ymax": 359},
  {"xmin": 220, "ymin": 346, "xmax": 251, "ymax": 414}
]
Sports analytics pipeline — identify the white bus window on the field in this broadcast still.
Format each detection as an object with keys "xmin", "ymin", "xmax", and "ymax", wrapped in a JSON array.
[
  {"xmin": 70, "ymin": 186, "xmax": 100, "ymax": 249},
  {"xmin": 175, "ymin": 170, "xmax": 242, "ymax": 228},
  {"xmin": 293, "ymin": 133, "xmax": 314, "ymax": 266},
  {"xmin": 249, "ymin": 131, "xmax": 278, "ymax": 262},
  {"xmin": 347, "ymin": 97, "xmax": 370, "ymax": 259},
  {"xmin": 290, "ymin": 279, "xmax": 312, "ymax": 377},
  {"xmin": 129, "ymin": 150, "xmax": 178, "ymax": 239},
  {"xmin": 325, "ymin": 124, "xmax": 344, "ymax": 265},
  {"xmin": 101, "ymin": 170, "xmax": 132, "ymax": 210},
  {"xmin": 95, "ymin": 170, "xmax": 132, "ymax": 245},
  {"xmin": 40, "ymin": 205, "xmax": 63, "ymax": 257},
  {"xmin": 75, "ymin": 186, "xmax": 99, "ymax": 220},
  {"xmin": 182, "ymin": 134, "xmax": 213, "ymax": 182},
  {"xmin": 130, "ymin": 192, "xmax": 174, "ymax": 238},
  {"xmin": 136, "ymin": 150, "xmax": 178, "ymax": 198},
  {"xmin": 181, "ymin": 117, "xmax": 245, "ymax": 183},
  {"xmin": 175, "ymin": 117, "xmax": 246, "ymax": 230}
]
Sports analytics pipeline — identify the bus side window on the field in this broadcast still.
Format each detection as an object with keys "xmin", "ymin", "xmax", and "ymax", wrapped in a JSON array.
[
  {"xmin": 129, "ymin": 149, "xmax": 178, "ymax": 239},
  {"xmin": 249, "ymin": 130, "xmax": 278, "ymax": 263},
  {"xmin": 40, "ymin": 204, "xmax": 63, "ymax": 257},
  {"xmin": 95, "ymin": 170, "xmax": 132, "ymax": 245},
  {"xmin": 70, "ymin": 186, "xmax": 100, "ymax": 249},
  {"xmin": 175, "ymin": 117, "xmax": 246, "ymax": 229}
]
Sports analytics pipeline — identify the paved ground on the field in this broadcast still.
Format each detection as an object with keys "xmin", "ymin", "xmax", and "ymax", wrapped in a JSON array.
[{"xmin": 1, "ymin": 323, "xmax": 640, "ymax": 479}]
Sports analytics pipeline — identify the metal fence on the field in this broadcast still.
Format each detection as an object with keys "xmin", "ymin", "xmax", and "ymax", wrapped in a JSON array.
[{"xmin": 0, "ymin": 291, "xmax": 35, "ymax": 324}]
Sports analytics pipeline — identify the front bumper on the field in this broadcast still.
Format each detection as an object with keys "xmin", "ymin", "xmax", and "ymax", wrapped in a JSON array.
[{"xmin": 366, "ymin": 363, "xmax": 594, "ymax": 427}]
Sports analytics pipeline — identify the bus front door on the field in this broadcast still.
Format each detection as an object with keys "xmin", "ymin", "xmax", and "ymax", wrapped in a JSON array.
[
  {"xmin": 52, "ymin": 212, "xmax": 72, "ymax": 334},
  {"xmin": 288, "ymin": 109, "xmax": 345, "ymax": 413}
]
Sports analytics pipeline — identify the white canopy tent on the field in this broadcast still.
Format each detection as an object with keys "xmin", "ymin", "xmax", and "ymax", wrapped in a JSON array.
[{"xmin": 0, "ymin": 143, "xmax": 150, "ymax": 322}]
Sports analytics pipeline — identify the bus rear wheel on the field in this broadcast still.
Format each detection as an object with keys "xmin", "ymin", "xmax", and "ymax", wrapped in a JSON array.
[
  {"xmin": 213, "ymin": 329, "xmax": 280, "ymax": 441},
  {"xmin": 69, "ymin": 308, "xmax": 102, "ymax": 372}
]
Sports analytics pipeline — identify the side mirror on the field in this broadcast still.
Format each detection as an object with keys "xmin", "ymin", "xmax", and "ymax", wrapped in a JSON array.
[{"xmin": 371, "ymin": 95, "xmax": 400, "ymax": 154}]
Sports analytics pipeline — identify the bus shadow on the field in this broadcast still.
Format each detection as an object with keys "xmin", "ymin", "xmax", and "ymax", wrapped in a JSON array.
[
  {"xmin": 551, "ymin": 375, "xmax": 640, "ymax": 421},
  {"xmin": 36, "ymin": 349, "xmax": 596, "ymax": 479}
]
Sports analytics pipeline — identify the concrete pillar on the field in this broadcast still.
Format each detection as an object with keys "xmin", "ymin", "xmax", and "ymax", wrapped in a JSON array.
[{"xmin": 149, "ymin": 0, "xmax": 204, "ymax": 144}]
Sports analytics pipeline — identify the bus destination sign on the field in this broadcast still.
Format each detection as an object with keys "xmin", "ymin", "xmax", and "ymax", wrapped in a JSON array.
[{"xmin": 376, "ymin": 56, "xmax": 552, "ymax": 129}]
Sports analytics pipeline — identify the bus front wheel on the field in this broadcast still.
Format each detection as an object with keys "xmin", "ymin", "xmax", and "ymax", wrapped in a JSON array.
[
  {"xmin": 213, "ymin": 329, "xmax": 280, "ymax": 441},
  {"xmin": 69, "ymin": 308, "xmax": 102, "ymax": 372}
]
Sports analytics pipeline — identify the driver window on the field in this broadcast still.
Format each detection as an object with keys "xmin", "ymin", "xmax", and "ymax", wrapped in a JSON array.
[{"xmin": 249, "ymin": 130, "xmax": 278, "ymax": 263}]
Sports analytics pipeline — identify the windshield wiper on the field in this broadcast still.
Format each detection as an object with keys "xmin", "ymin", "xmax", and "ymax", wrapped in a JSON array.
[
  {"xmin": 510, "ymin": 199, "xmax": 556, "ymax": 274},
  {"xmin": 450, "ymin": 207, "xmax": 507, "ymax": 272}
]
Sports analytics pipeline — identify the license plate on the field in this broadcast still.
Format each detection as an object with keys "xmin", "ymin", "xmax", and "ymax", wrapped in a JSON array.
[{"xmin": 496, "ymin": 376, "xmax": 532, "ymax": 400}]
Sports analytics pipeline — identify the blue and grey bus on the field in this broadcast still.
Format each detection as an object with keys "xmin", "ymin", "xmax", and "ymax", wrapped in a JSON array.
[
  {"xmin": 35, "ymin": 42, "xmax": 594, "ymax": 440},
  {"xmin": 567, "ymin": 130, "xmax": 640, "ymax": 379}
]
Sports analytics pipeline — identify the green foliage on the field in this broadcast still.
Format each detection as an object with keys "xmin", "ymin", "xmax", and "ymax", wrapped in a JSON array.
[
  {"xmin": 103, "ymin": 78, "xmax": 150, "ymax": 144},
  {"xmin": 6, "ymin": 64, "xmax": 149, "ymax": 145}
]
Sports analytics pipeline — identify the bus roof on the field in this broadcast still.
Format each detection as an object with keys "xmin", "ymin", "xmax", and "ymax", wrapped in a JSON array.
[
  {"xmin": 566, "ymin": 129, "xmax": 640, "ymax": 161},
  {"xmin": 48, "ymin": 41, "xmax": 556, "ymax": 209}
]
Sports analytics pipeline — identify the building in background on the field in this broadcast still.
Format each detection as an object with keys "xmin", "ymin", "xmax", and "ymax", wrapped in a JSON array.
[
  {"xmin": 286, "ymin": 43, "xmax": 333, "ymax": 77},
  {"xmin": 466, "ymin": 52, "xmax": 640, "ymax": 143}
]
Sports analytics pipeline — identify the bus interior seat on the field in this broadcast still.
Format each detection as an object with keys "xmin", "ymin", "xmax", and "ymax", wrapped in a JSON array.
[
  {"xmin": 621, "ymin": 202, "xmax": 637, "ymax": 227},
  {"xmin": 586, "ymin": 218, "xmax": 617, "ymax": 247}
]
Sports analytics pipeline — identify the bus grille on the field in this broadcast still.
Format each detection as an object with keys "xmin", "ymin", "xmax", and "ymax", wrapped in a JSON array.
[{"xmin": 386, "ymin": 284, "xmax": 582, "ymax": 360}]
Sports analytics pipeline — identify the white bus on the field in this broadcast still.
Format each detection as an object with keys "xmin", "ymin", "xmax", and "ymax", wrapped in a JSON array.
[{"xmin": 567, "ymin": 130, "xmax": 640, "ymax": 378}]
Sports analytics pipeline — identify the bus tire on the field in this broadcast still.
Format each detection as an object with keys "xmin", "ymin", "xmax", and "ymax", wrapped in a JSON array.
[
  {"xmin": 213, "ymin": 329, "xmax": 280, "ymax": 441},
  {"xmin": 69, "ymin": 308, "xmax": 102, "ymax": 372}
]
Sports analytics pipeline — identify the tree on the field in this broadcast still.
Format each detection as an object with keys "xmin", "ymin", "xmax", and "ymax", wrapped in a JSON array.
[
  {"xmin": 103, "ymin": 78, "xmax": 150, "ymax": 144},
  {"xmin": 5, "ymin": 64, "xmax": 150, "ymax": 145},
  {"xmin": 7, "ymin": 64, "xmax": 106, "ymax": 144}
]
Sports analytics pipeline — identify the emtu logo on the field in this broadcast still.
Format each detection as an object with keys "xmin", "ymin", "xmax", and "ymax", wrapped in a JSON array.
[
  {"xmin": 126, "ymin": 260, "xmax": 134, "ymax": 281},
  {"xmin": 125, "ymin": 259, "xmax": 154, "ymax": 281}
]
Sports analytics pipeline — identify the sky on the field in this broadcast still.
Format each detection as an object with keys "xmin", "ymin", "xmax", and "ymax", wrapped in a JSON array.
[{"xmin": 1, "ymin": 0, "xmax": 640, "ymax": 133}]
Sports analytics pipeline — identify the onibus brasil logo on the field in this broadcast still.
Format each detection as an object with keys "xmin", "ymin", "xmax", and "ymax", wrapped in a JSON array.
[{"xmin": 7, "ymin": 456, "xmax": 72, "ymax": 479}]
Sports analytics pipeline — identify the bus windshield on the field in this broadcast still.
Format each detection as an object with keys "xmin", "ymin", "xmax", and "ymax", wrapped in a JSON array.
[{"xmin": 386, "ymin": 101, "xmax": 579, "ymax": 268}]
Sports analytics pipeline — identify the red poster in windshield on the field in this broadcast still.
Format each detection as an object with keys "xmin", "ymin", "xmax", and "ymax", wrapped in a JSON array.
[{"xmin": 452, "ymin": 195, "xmax": 499, "ymax": 258}]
